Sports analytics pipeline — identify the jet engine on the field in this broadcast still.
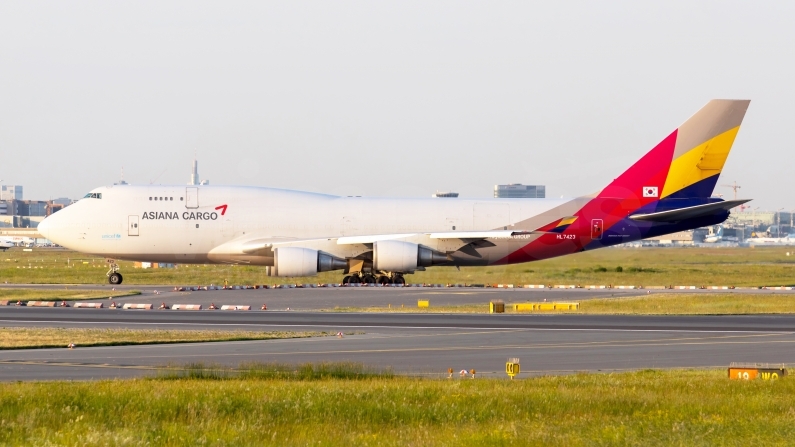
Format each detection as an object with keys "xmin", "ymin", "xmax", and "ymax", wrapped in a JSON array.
[
  {"xmin": 373, "ymin": 240, "xmax": 448, "ymax": 272},
  {"xmin": 268, "ymin": 247, "xmax": 347, "ymax": 277}
]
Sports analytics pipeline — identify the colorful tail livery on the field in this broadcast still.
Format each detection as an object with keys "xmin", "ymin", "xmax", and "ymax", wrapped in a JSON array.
[{"xmin": 499, "ymin": 99, "xmax": 751, "ymax": 264}]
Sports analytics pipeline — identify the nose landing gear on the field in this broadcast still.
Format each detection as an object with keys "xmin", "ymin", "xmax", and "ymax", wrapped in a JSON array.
[{"xmin": 106, "ymin": 259, "xmax": 123, "ymax": 285}]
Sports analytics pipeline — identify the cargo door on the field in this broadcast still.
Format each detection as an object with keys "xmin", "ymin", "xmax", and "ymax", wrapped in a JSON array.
[
  {"xmin": 186, "ymin": 187, "xmax": 199, "ymax": 209},
  {"xmin": 128, "ymin": 215, "xmax": 139, "ymax": 236}
]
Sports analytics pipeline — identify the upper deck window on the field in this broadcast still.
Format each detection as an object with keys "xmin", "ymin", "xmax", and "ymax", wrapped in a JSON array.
[{"xmin": 83, "ymin": 193, "xmax": 102, "ymax": 199}]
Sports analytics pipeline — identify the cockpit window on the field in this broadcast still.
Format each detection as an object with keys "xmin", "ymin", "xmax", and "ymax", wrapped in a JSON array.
[{"xmin": 83, "ymin": 193, "xmax": 102, "ymax": 199}]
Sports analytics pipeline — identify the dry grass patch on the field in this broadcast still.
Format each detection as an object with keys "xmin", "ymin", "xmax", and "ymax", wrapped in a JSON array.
[
  {"xmin": 0, "ymin": 327, "xmax": 327, "ymax": 350},
  {"xmin": 581, "ymin": 293, "xmax": 795, "ymax": 315},
  {"xmin": 0, "ymin": 288, "xmax": 139, "ymax": 302},
  {"xmin": 328, "ymin": 293, "xmax": 795, "ymax": 315},
  {"xmin": 325, "ymin": 304, "xmax": 494, "ymax": 313}
]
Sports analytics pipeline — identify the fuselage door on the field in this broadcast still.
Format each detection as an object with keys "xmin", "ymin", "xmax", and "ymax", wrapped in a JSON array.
[
  {"xmin": 591, "ymin": 219, "xmax": 603, "ymax": 240},
  {"xmin": 186, "ymin": 187, "xmax": 199, "ymax": 209},
  {"xmin": 128, "ymin": 215, "xmax": 139, "ymax": 236}
]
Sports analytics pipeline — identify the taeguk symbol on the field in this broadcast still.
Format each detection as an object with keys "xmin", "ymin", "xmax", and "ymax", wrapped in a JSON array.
[{"xmin": 643, "ymin": 186, "xmax": 659, "ymax": 198}]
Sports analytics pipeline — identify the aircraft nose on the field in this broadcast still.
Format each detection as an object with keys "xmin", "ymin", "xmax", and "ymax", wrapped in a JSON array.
[
  {"xmin": 37, "ymin": 207, "xmax": 76, "ymax": 249},
  {"xmin": 37, "ymin": 216, "xmax": 51, "ymax": 240}
]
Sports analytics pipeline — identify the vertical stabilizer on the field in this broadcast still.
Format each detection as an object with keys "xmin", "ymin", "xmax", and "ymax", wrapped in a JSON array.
[{"xmin": 598, "ymin": 99, "xmax": 749, "ymax": 202}]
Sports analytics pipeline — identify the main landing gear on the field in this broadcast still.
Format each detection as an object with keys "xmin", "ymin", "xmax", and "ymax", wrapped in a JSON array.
[
  {"xmin": 106, "ymin": 259, "xmax": 123, "ymax": 285},
  {"xmin": 342, "ymin": 273, "xmax": 374, "ymax": 284},
  {"xmin": 342, "ymin": 272, "xmax": 405, "ymax": 285}
]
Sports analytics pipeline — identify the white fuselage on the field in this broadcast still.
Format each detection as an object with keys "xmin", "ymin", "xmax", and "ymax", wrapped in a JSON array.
[{"xmin": 39, "ymin": 184, "xmax": 567, "ymax": 266}]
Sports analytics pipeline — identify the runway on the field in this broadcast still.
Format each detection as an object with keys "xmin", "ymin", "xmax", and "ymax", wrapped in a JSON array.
[
  {"xmin": 5, "ymin": 306, "xmax": 795, "ymax": 332},
  {"xmin": 2, "ymin": 307, "xmax": 795, "ymax": 381}
]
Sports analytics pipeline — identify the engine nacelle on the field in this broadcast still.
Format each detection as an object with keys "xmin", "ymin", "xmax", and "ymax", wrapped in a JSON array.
[
  {"xmin": 268, "ymin": 247, "xmax": 347, "ymax": 277},
  {"xmin": 373, "ymin": 240, "xmax": 448, "ymax": 272}
]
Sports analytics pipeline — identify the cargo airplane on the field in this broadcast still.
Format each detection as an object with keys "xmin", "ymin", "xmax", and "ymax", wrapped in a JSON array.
[{"xmin": 38, "ymin": 100, "xmax": 751, "ymax": 285}]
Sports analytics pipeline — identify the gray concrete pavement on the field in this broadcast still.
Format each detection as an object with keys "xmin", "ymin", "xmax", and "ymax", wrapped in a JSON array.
[
  {"xmin": 2, "ymin": 283, "xmax": 793, "ymax": 312},
  {"xmin": 3, "ymin": 284, "xmax": 795, "ymax": 381},
  {"xmin": 1, "ymin": 309, "xmax": 795, "ymax": 381}
]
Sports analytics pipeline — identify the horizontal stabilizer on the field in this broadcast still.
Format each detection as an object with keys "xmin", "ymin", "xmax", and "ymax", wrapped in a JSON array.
[{"xmin": 629, "ymin": 199, "xmax": 751, "ymax": 223}]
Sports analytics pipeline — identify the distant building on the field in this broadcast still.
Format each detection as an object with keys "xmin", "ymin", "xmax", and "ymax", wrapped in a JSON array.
[
  {"xmin": 494, "ymin": 184, "xmax": 545, "ymax": 199},
  {"xmin": 0, "ymin": 201, "xmax": 16, "ymax": 216},
  {"xmin": 0, "ymin": 199, "xmax": 67, "ymax": 229},
  {"xmin": 47, "ymin": 202, "xmax": 65, "ymax": 215},
  {"xmin": 51, "ymin": 198, "xmax": 74, "ymax": 206},
  {"xmin": 432, "ymin": 191, "xmax": 459, "ymax": 198},
  {"xmin": 14, "ymin": 200, "xmax": 48, "ymax": 217},
  {"xmin": 0, "ymin": 185, "xmax": 22, "ymax": 200}
]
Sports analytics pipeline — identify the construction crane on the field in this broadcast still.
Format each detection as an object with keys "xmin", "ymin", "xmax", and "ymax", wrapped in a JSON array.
[{"xmin": 721, "ymin": 181, "xmax": 741, "ymax": 200}]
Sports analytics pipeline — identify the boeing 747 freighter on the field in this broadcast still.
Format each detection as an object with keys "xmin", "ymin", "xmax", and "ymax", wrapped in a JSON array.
[{"xmin": 38, "ymin": 100, "xmax": 751, "ymax": 285}]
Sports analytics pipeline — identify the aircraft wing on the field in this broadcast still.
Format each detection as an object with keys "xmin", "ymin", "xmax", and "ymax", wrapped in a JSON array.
[
  {"xmin": 232, "ymin": 224, "xmax": 563, "ymax": 256},
  {"xmin": 629, "ymin": 199, "xmax": 751, "ymax": 223},
  {"xmin": 221, "ymin": 230, "xmax": 543, "ymax": 260},
  {"xmin": 217, "ymin": 213, "xmax": 575, "ymax": 260}
]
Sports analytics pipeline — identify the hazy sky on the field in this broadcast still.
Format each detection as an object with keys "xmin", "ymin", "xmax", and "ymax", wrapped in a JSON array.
[{"xmin": 1, "ymin": 1, "xmax": 793, "ymax": 208}]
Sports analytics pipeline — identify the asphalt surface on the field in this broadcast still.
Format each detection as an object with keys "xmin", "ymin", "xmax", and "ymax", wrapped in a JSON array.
[
  {"xmin": 2, "ymin": 283, "xmax": 793, "ymax": 311},
  {"xmin": 2, "ymin": 307, "xmax": 795, "ymax": 381}
]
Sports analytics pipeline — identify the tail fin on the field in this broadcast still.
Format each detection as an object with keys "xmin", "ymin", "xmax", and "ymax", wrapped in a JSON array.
[{"xmin": 599, "ymin": 100, "xmax": 750, "ymax": 201}]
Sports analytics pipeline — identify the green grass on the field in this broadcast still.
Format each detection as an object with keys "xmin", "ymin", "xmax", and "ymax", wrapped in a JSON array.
[
  {"xmin": 0, "ymin": 288, "xmax": 139, "ymax": 302},
  {"xmin": 1, "ymin": 367, "xmax": 794, "ymax": 445},
  {"xmin": 3, "ymin": 246, "xmax": 795, "ymax": 286},
  {"xmin": 328, "ymin": 293, "xmax": 795, "ymax": 315},
  {"xmin": 156, "ymin": 361, "xmax": 394, "ymax": 381},
  {"xmin": 0, "ymin": 327, "xmax": 327, "ymax": 350}
]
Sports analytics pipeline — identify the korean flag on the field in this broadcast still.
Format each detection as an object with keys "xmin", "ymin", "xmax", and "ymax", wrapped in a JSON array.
[{"xmin": 643, "ymin": 186, "xmax": 659, "ymax": 198}]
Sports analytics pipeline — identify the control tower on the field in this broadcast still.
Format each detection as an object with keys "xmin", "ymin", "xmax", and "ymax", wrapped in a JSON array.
[{"xmin": 189, "ymin": 159, "xmax": 200, "ymax": 185}]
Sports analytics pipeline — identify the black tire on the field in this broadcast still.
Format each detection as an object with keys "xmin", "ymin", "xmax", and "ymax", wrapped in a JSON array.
[
  {"xmin": 363, "ymin": 274, "xmax": 376, "ymax": 284},
  {"xmin": 109, "ymin": 272, "xmax": 123, "ymax": 285},
  {"xmin": 393, "ymin": 276, "xmax": 406, "ymax": 286},
  {"xmin": 377, "ymin": 276, "xmax": 391, "ymax": 285},
  {"xmin": 342, "ymin": 275, "xmax": 351, "ymax": 285},
  {"xmin": 348, "ymin": 275, "xmax": 362, "ymax": 284}
]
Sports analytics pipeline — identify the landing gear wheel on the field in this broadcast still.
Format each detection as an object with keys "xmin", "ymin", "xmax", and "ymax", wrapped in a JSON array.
[
  {"xmin": 108, "ymin": 272, "xmax": 123, "ymax": 285},
  {"xmin": 393, "ymin": 275, "xmax": 406, "ymax": 286},
  {"xmin": 342, "ymin": 275, "xmax": 351, "ymax": 285},
  {"xmin": 377, "ymin": 276, "xmax": 392, "ymax": 285},
  {"xmin": 363, "ymin": 274, "xmax": 376, "ymax": 284},
  {"xmin": 348, "ymin": 275, "xmax": 362, "ymax": 284}
]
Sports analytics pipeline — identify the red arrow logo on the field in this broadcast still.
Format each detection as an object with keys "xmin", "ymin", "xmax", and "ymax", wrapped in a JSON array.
[{"xmin": 215, "ymin": 204, "xmax": 228, "ymax": 216}]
